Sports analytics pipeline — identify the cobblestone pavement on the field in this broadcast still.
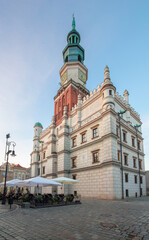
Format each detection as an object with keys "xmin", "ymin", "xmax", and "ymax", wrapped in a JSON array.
[{"xmin": 0, "ymin": 197, "xmax": 149, "ymax": 240}]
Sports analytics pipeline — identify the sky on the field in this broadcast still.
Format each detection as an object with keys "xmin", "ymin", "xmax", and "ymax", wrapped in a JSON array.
[{"xmin": 0, "ymin": 0, "xmax": 149, "ymax": 169}]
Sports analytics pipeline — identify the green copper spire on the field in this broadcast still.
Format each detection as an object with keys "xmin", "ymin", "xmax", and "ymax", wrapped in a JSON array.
[
  {"xmin": 63, "ymin": 16, "xmax": 85, "ymax": 64},
  {"xmin": 72, "ymin": 14, "xmax": 75, "ymax": 30}
]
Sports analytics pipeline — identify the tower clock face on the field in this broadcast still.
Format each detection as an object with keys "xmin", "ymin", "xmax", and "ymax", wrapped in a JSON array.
[
  {"xmin": 61, "ymin": 71, "xmax": 67, "ymax": 85},
  {"xmin": 78, "ymin": 69, "xmax": 86, "ymax": 83}
]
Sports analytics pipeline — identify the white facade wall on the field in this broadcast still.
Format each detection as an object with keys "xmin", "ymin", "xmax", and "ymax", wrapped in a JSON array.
[
  {"xmin": 123, "ymin": 171, "xmax": 146, "ymax": 197},
  {"xmin": 68, "ymin": 166, "xmax": 115, "ymax": 199},
  {"xmin": 30, "ymin": 68, "xmax": 146, "ymax": 199}
]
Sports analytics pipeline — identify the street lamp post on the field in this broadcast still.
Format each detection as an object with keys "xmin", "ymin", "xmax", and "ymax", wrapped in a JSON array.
[
  {"xmin": 134, "ymin": 124, "xmax": 141, "ymax": 197},
  {"xmin": 2, "ymin": 134, "xmax": 16, "ymax": 205},
  {"xmin": 118, "ymin": 110, "xmax": 126, "ymax": 199}
]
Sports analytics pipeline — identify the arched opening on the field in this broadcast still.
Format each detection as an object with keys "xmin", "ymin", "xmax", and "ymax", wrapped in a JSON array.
[
  {"xmin": 72, "ymin": 36, "xmax": 75, "ymax": 43},
  {"xmin": 65, "ymin": 56, "xmax": 68, "ymax": 62},
  {"xmin": 78, "ymin": 55, "xmax": 81, "ymax": 62}
]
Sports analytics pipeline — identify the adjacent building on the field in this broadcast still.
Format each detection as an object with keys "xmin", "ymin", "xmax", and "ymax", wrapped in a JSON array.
[
  {"xmin": 0, "ymin": 163, "xmax": 13, "ymax": 183},
  {"xmin": 12, "ymin": 164, "xmax": 30, "ymax": 180},
  {"xmin": 30, "ymin": 17, "xmax": 146, "ymax": 199},
  {"xmin": 0, "ymin": 163, "xmax": 30, "ymax": 183}
]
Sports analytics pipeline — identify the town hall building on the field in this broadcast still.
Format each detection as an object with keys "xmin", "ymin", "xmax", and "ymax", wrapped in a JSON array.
[{"xmin": 30, "ymin": 17, "xmax": 146, "ymax": 199}]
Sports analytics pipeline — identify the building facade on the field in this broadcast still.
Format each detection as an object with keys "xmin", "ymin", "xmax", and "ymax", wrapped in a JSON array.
[
  {"xmin": 0, "ymin": 163, "xmax": 13, "ymax": 183},
  {"xmin": 30, "ymin": 17, "xmax": 146, "ymax": 199},
  {"xmin": 145, "ymin": 171, "xmax": 149, "ymax": 195},
  {"xmin": 12, "ymin": 164, "xmax": 30, "ymax": 180},
  {"xmin": 0, "ymin": 163, "xmax": 30, "ymax": 184}
]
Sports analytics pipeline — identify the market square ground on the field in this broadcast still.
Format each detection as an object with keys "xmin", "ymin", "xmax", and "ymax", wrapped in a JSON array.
[{"xmin": 0, "ymin": 197, "xmax": 149, "ymax": 240}]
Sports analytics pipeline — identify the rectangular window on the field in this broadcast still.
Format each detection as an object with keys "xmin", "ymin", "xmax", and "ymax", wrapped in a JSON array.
[
  {"xmin": 140, "ymin": 176, "xmax": 143, "ymax": 184},
  {"xmin": 42, "ymin": 166, "xmax": 45, "ymax": 174},
  {"xmin": 125, "ymin": 173, "xmax": 128, "ymax": 182},
  {"xmin": 74, "ymin": 191, "xmax": 77, "ymax": 196},
  {"xmin": 138, "ymin": 140, "xmax": 141, "ymax": 150},
  {"xmin": 72, "ymin": 174, "xmax": 76, "ymax": 180},
  {"xmin": 132, "ymin": 137, "xmax": 135, "ymax": 147},
  {"xmin": 81, "ymin": 133, "xmax": 86, "ymax": 143},
  {"xmin": 109, "ymin": 90, "xmax": 112, "ymax": 95},
  {"xmin": 82, "ymin": 134, "xmax": 85, "ymax": 142},
  {"xmin": 93, "ymin": 128, "xmax": 98, "ymax": 138},
  {"xmin": 124, "ymin": 154, "xmax": 128, "ymax": 166},
  {"xmin": 43, "ymin": 152, "xmax": 46, "ymax": 159},
  {"xmin": 139, "ymin": 159, "xmax": 142, "ymax": 170},
  {"xmin": 133, "ymin": 158, "xmax": 137, "ymax": 168},
  {"xmin": 92, "ymin": 150, "xmax": 99, "ymax": 163},
  {"xmin": 38, "ymin": 154, "xmax": 40, "ymax": 161},
  {"xmin": 126, "ymin": 189, "xmax": 129, "ymax": 197},
  {"xmin": 123, "ymin": 131, "xmax": 127, "ymax": 142},
  {"xmin": 72, "ymin": 157, "xmax": 77, "ymax": 168},
  {"xmin": 116, "ymin": 126, "xmax": 119, "ymax": 137},
  {"xmin": 72, "ymin": 137, "xmax": 77, "ymax": 147},
  {"xmin": 134, "ymin": 175, "xmax": 137, "ymax": 184},
  {"xmin": 38, "ymin": 168, "xmax": 40, "ymax": 176},
  {"xmin": 117, "ymin": 150, "xmax": 121, "ymax": 161}
]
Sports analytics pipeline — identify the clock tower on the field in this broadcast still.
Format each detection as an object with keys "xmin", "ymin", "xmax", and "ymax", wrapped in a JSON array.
[
  {"xmin": 60, "ymin": 15, "xmax": 88, "ymax": 87},
  {"xmin": 54, "ymin": 16, "xmax": 89, "ymax": 126}
]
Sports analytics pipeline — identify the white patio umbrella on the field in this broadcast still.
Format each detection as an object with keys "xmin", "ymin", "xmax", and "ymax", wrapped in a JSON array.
[
  {"xmin": 52, "ymin": 177, "xmax": 79, "ymax": 184},
  {"xmin": 13, "ymin": 176, "xmax": 62, "ymax": 187},
  {"xmin": 0, "ymin": 179, "xmax": 21, "ymax": 186}
]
